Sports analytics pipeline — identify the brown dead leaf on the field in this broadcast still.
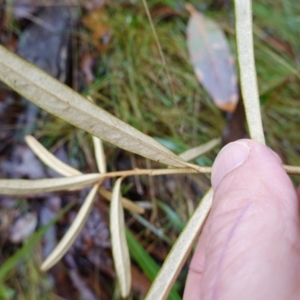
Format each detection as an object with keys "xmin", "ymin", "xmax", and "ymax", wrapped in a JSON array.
[
  {"xmin": 82, "ymin": 8, "xmax": 111, "ymax": 52},
  {"xmin": 131, "ymin": 264, "xmax": 151, "ymax": 296},
  {"xmin": 186, "ymin": 4, "xmax": 238, "ymax": 113}
]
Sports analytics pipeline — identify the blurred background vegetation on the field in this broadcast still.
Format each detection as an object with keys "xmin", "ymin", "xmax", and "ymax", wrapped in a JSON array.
[{"xmin": 0, "ymin": 0, "xmax": 300, "ymax": 299}]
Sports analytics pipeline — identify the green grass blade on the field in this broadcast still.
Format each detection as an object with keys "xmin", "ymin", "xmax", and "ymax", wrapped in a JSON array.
[
  {"xmin": 125, "ymin": 229, "xmax": 181, "ymax": 300},
  {"xmin": 156, "ymin": 201, "xmax": 184, "ymax": 232}
]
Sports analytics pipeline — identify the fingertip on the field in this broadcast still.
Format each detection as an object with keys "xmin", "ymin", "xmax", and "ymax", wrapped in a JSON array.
[
  {"xmin": 212, "ymin": 139, "xmax": 283, "ymax": 190},
  {"xmin": 296, "ymin": 185, "xmax": 300, "ymax": 201},
  {"xmin": 212, "ymin": 139, "xmax": 297, "ymax": 219},
  {"xmin": 184, "ymin": 140, "xmax": 300, "ymax": 299},
  {"xmin": 218, "ymin": 138, "xmax": 290, "ymax": 183},
  {"xmin": 211, "ymin": 140, "xmax": 250, "ymax": 190},
  {"xmin": 183, "ymin": 230, "xmax": 207, "ymax": 299}
]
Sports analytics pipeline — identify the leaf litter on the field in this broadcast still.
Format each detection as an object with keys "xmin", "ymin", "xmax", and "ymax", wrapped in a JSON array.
[
  {"xmin": 186, "ymin": 4, "xmax": 239, "ymax": 113},
  {"xmin": 1, "ymin": 1, "xmax": 300, "ymax": 298}
]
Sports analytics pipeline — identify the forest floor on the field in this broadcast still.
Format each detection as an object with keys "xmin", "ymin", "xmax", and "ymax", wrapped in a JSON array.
[{"xmin": 0, "ymin": 0, "xmax": 300, "ymax": 299}]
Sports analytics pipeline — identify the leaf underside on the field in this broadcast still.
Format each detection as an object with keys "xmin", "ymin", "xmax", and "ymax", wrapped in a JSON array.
[
  {"xmin": 0, "ymin": 45, "xmax": 190, "ymax": 169},
  {"xmin": 110, "ymin": 178, "xmax": 131, "ymax": 298}
]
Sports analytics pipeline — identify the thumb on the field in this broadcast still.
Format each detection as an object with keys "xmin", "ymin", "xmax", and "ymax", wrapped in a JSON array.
[{"xmin": 184, "ymin": 140, "xmax": 300, "ymax": 300}]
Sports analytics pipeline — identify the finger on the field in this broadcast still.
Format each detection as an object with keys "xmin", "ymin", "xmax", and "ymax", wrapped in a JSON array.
[
  {"xmin": 184, "ymin": 140, "xmax": 300, "ymax": 300},
  {"xmin": 296, "ymin": 185, "xmax": 300, "ymax": 201},
  {"xmin": 183, "ymin": 230, "xmax": 207, "ymax": 299}
]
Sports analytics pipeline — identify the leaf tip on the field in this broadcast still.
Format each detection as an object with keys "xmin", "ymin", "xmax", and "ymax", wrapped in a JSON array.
[{"xmin": 216, "ymin": 96, "xmax": 239, "ymax": 113}]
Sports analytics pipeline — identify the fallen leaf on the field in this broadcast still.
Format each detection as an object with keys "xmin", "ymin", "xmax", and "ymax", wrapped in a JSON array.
[
  {"xmin": 186, "ymin": 4, "xmax": 238, "ymax": 112},
  {"xmin": 110, "ymin": 178, "xmax": 131, "ymax": 298},
  {"xmin": 9, "ymin": 212, "xmax": 37, "ymax": 243}
]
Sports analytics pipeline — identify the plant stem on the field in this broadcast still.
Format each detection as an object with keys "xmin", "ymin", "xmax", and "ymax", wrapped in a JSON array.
[{"xmin": 234, "ymin": 0, "xmax": 265, "ymax": 144}]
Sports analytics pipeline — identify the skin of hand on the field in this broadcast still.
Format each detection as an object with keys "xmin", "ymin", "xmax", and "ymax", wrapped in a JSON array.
[{"xmin": 183, "ymin": 139, "xmax": 300, "ymax": 300}]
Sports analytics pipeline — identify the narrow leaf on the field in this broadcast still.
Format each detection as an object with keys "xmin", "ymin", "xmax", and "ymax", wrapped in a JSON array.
[
  {"xmin": 25, "ymin": 135, "xmax": 81, "ymax": 176},
  {"xmin": 110, "ymin": 178, "xmax": 131, "ymax": 298},
  {"xmin": 145, "ymin": 188, "xmax": 213, "ymax": 300},
  {"xmin": 0, "ymin": 174, "xmax": 103, "ymax": 195},
  {"xmin": 186, "ymin": 4, "xmax": 238, "ymax": 112},
  {"xmin": 41, "ymin": 184, "xmax": 100, "ymax": 271},
  {"xmin": 126, "ymin": 229, "xmax": 181, "ymax": 300},
  {"xmin": 234, "ymin": 0, "xmax": 265, "ymax": 144},
  {"xmin": 92, "ymin": 136, "xmax": 107, "ymax": 174},
  {"xmin": 0, "ymin": 45, "xmax": 190, "ymax": 168},
  {"xmin": 130, "ymin": 212, "xmax": 171, "ymax": 244},
  {"xmin": 156, "ymin": 201, "xmax": 185, "ymax": 232},
  {"xmin": 25, "ymin": 135, "xmax": 146, "ymax": 212},
  {"xmin": 87, "ymin": 96, "xmax": 107, "ymax": 174},
  {"xmin": 179, "ymin": 138, "xmax": 220, "ymax": 161},
  {"xmin": 126, "ymin": 229, "xmax": 160, "ymax": 281},
  {"xmin": 99, "ymin": 188, "xmax": 144, "ymax": 214}
]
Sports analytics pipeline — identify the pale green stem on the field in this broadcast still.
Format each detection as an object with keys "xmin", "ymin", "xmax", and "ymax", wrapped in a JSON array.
[{"xmin": 235, "ymin": 0, "xmax": 265, "ymax": 144}]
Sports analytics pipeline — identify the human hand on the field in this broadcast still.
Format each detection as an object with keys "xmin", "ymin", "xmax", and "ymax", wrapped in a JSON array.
[{"xmin": 183, "ymin": 140, "xmax": 300, "ymax": 300}]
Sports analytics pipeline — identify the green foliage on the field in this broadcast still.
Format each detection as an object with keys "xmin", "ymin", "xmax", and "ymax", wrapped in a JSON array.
[
  {"xmin": 126, "ymin": 229, "xmax": 181, "ymax": 300},
  {"xmin": 88, "ymin": 2, "xmax": 223, "ymax": 148},
  {"xmin": 1, "ymin": 0, "xmax": 300, "ymax": 299}
]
